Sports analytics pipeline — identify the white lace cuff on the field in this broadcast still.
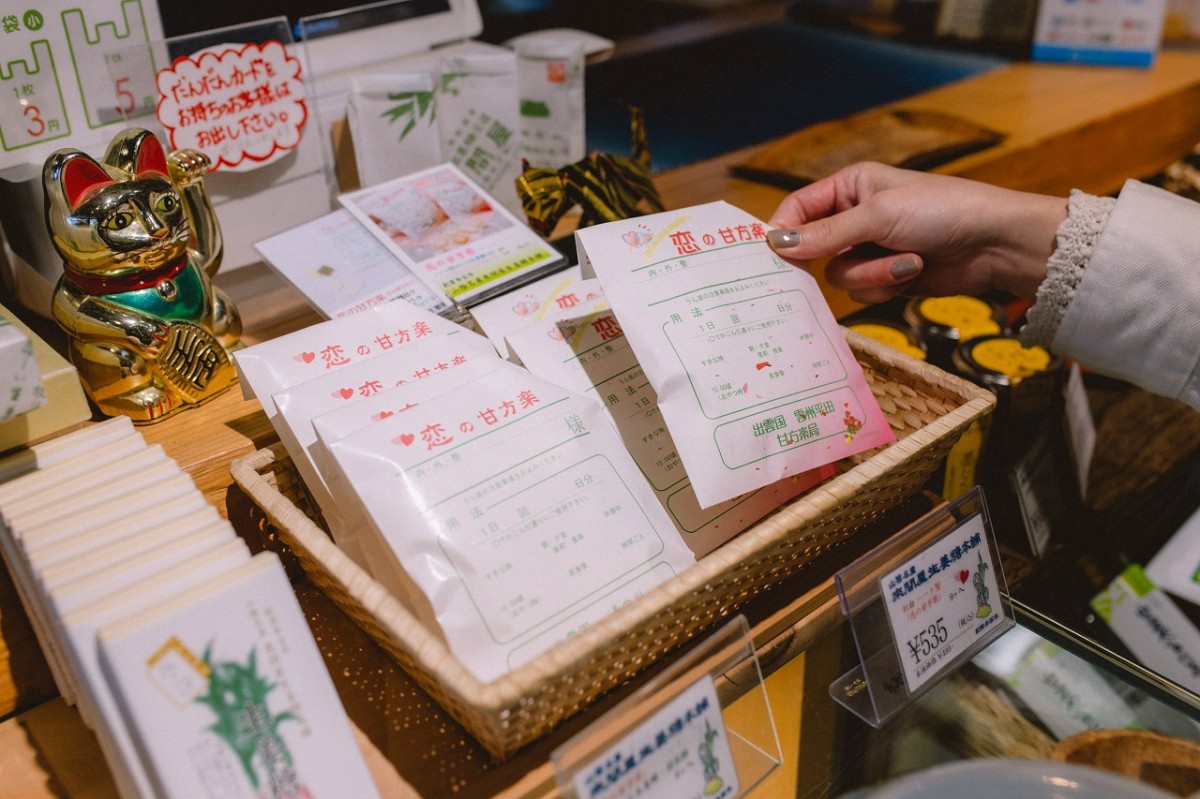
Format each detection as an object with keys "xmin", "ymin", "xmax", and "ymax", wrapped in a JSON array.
[{"xmin": 1020, "ymin": 189, "xmax": 1116, "ymax": 347}]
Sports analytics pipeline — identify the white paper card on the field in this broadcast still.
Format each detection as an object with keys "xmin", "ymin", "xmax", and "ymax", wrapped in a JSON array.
[
  {"xmin": 571, "ymin": 676, "xmax": 739, "ymax": 799},
  {"xmin": 1145, "ymin": 503, "xmax": 1200, "ymax": 607},
  {"xmin": 880, "ymin": 513, "xmax": 1004, "ymax": 694},
  {"xmin": 254, "ymin": 208, "xmax": 450, "ymax": 319},
  {"xmin": 576, "ymin": 201, "xmax": 894, "ymax": 508},
  {"xmin": 324, "ymin": 367, "xmax": 694, "ymax": 682},
  {"xmin": 1093, "ymin": 565, "xmax": 1200, "ymax": 693},
  {"xmin": 339, "ymin": 163, "xmax": 566, "ymax": 306},
  {"xmin": 1033, "ymin": 0, "xmax": 1167, "ymax": 66}
]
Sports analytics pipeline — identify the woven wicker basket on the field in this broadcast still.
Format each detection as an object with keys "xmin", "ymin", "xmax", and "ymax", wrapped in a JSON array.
[{"xmin": 230, "ymin": 329, "xmax": 994, "ymax": 759}]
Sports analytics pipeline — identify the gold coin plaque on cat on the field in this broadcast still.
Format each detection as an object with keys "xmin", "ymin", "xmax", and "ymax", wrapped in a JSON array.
[{"xmin": 43, "ymin": 128, "xmax": 242, "ymax": 424}]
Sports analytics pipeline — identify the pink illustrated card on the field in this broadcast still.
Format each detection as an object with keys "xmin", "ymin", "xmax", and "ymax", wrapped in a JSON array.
[
  {"xmin": 339, "ymin": 163, "xmax": 567, "ymax": 306},
  {"xmin": 576, "ymin": 201, "xmax": 894, "ymax": 508}
]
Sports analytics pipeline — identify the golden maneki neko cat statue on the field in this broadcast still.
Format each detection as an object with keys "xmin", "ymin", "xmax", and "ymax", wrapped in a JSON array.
[{"xmin": 43, "ymin": 128, "xmax": 241, "ymax": 424}]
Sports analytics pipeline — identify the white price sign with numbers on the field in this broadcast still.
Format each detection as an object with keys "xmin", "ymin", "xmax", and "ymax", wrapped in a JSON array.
[
  {"xmin": 880, "ymin": 512, "xmax": 1004, "ymax": 694},
  {"xmin": 0, "ymin": 0, "xmax": 164, "ymax": 173}
]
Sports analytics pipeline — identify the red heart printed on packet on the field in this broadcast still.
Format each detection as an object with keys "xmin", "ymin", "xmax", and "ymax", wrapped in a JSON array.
[
  {"xmin": 373, "ymin": 410, "xmax": 395, "ymax": 421},
  {"xmin": 296, "ymin": 351, "xmax": 316, "ymax": 364},
  {"xmin": 958, "ymin": 569, "xmax": 970, "ymax": 584},
  {"xmin": 393, "ymin": 433, "xmax": 415, "ymax": 446},
  {"xmin": 336, "ymin": 388, "xmax": 353, "ymax": 400}
]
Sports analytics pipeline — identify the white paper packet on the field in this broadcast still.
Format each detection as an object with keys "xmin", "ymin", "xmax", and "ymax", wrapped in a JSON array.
[
  {"xmin": 49, "ymin": 522, "xmax": 236, "ymax": 620},
  {"xmin": 308, "ymin": 356, "xmax": 515, "ymax": 627},
  {"xmin": 435, "ymin": 51, "xmax": 524, "ymax": 217},
  {"xmin": 506, "ymin": 299, "xmax": 835, "ymax": 558},
  {"xmin": 254, "ymin": 208, "xmax": 451, "ymax": 319},
  {"xmin": 18, "ymin": 490, "xmax": 211, "ymax": 706},
  {"xmin": 269, "ymin": 334, "xmax": 498, "ymax": 565},
  {"xmin": 58, "ymin": 542, "xmax": 251, "ymax": 799},
  {"xmin": 39, "ymin": 508, "xmax": 228, "ymax": 593},
  {"xmin": 96, "ymin": 552, "xmax": 379, "ymax": 799},
  {"xmin": 347, "ymin": 71, "xmax": 443, "ymax": 188},
  {"xmin": 232, "ymin": 298, "xmax": 488, "ymax": 417},
  {"xmin": 322, "ymin": 366, "xmax": 694, "ymax": 682},
  {"xmin": 515, "ymin": 37, "xmax": 586, "ymax": 168},
  {"xmin": 576, "ymin": 201, "xmax": 896, "ymax": 508},
  {"xmin": 467, "ymin": 266, "xmax": 599, "ymax": 359},
  {"xmin": 0, "ymin": 422, "xmax": 143, "ymax": 505}
]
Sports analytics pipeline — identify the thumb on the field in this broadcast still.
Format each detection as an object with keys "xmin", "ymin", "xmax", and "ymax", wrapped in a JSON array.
[{"xmin": 767, "ymin": 205, "xmax": 888, "ymax": 260}]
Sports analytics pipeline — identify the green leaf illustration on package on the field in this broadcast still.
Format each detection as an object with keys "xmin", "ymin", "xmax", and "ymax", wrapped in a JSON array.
[
  {"xmin": 196, "ymin": 645, "xmax": 302, "ymax": 796},
  {"xmin": 381, "ymin": 90, "xmax": 436, "ymax": 142}
]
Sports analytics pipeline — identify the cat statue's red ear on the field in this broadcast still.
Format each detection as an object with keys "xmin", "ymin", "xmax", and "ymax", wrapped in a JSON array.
[
  {"xmin": 134, "ymin": 133, "xmax": 169, "ymax": 177},
  {"xmin": 51, "ymin": 152, "xmax": 113, "ymax": 209},
  {"xmin": 103, "ymin": 128, "xmax": 169, "ymax": 178}
]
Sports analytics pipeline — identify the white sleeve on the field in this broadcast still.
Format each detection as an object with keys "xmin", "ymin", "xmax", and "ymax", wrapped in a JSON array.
[{"xmin": 1022, "ymin": 180, "xmax": 1200, "ymax": 412}]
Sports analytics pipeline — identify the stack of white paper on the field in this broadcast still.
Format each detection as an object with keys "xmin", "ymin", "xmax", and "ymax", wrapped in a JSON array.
[
  {"xmin": 241, "ymin": 300, "xmax": 698, "ymax": 681},
  {"xmin": 317, "ymin": 365, "xmax": 695, "ymax": 682},
  {"xmin": 0, "ymin": 420, "xmax": 376, "ymax": 798}
]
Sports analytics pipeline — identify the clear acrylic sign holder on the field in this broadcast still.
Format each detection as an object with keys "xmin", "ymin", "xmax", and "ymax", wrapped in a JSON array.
[
  {"xmin": 830, "ymin": 486, "xmax": 1014, "ymax": 727},
  {"xmin": 105, "ymin": 16, "xmax": 298, "ymax": 132},
  {"xmin": 551, "ymin": 615, "xmax": 781, "ymax": 799}
]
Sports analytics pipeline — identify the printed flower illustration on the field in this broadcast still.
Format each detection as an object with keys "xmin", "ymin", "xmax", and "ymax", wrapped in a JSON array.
[{"xmin": 843, "ymin": 407, "xmax": 864, "ymax": 443}]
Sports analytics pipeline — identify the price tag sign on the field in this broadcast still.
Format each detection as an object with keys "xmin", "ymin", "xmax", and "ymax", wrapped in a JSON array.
[
  {"xmin": 880, "ymin": 512, "xmax": 1002, "ymax": 694},
  {"xmin": 0, "ymin": 0, "xmax": 165, "ymax": 173},
  {"xmin": 572, "ymin": 676, "xmax": 739, "ymax": 799},
  {"xmin": 830, "ymin": 487, "xmax": 1013, "ymax": 727},
  {"xmin": 552, "ymin": 617, "xmax": 779, "ymax": 799}
]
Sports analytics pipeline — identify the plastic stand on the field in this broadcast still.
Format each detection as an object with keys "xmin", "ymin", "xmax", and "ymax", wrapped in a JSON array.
[
  {"xmin": 830, "ymin": 486, "xmax": 1014, "ymax": 727},
  {"xmin": 551, "ymin": 615, "xmax": 781, "ymax": 799}
]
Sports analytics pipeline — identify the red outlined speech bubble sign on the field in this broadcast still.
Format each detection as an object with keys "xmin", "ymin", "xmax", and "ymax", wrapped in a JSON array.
[{"xmin": 156, "ymin": 40, "xmax": 308, "ymax": 172}]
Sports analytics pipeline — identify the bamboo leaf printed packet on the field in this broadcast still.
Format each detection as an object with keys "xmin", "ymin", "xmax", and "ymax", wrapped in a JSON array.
[
  {"xmin": 323, "ymin": 366, "xmax": 695, "ymax": 682},
  {"xmin": 576, "ymin": 201, "xmax": 895, "ymax": 508},
  {"xmin": 505, "ymin": 297, "xmax": 833, "ymax": 558},
  {"xmin": 96, "ymin": 553, "xmax": 379, "ymax": 799}
]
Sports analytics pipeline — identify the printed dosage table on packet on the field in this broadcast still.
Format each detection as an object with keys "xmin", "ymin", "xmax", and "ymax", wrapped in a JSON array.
[
  {"xmin": 577, "ymin": 201, "xmax": 894, "ymax": 508},
  {"xmin": 320, "ymin": 365, "xmax": 695, "ymax": 682},
  {"xmin": 505, "ymin": 293, "xmax": 833, "ymax": 559}
]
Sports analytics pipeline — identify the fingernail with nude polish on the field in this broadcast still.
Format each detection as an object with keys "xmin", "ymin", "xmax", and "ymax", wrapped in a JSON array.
[
  {"xmin": 891, "ymin": 258, "xmax": 921, "ymax": 281},
  {"xmin": 767, "ymin": 229, "xmax": 801, "ymax": 248}
]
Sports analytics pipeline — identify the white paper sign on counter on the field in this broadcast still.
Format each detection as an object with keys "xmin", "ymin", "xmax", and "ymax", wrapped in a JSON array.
[
  {"xmin": 576, "ymin": 201, "xmax": 894, "ymax": 508},
  {"xmin": 255, "ymin": 208, "xmax": 450, "ymax": 320}
]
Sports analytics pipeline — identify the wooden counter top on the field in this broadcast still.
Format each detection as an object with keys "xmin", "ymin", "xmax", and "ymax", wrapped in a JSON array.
[{"xmin": 4, "ymin": 45, "xmax": 1200, "ymax": 798}]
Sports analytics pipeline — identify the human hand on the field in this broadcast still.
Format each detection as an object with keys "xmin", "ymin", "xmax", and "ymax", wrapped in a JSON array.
[{"xmin": 766, "ymin": 162, "xmax": 1067, "ymax": 304}]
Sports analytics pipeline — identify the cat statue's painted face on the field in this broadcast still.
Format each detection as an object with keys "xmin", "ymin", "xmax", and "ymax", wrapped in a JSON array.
[{"xmin": 44, "ymin": 132, "xmax": 189, "ymax": 275}]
